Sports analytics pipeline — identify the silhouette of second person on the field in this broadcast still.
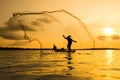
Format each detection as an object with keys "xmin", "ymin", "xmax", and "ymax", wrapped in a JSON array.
[{"xmin": 63, "ymin": 35, "xmax": 77, "ymax": 52}]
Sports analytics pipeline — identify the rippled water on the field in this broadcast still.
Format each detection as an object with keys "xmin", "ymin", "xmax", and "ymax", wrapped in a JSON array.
[{"xmin": 0, "ymin": 50, "xmax": 120, "ymax": 80}]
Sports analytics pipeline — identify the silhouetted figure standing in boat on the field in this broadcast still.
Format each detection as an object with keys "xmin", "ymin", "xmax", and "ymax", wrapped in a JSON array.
[{"xmin": 63, "ymin": 35, "xmax": 77, "ymax": 52}]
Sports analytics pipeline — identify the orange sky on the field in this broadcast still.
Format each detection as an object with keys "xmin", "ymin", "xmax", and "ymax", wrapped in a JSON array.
[{"xmin": 1, "ymin": 0, "xmax": 120, "ymax": 48}]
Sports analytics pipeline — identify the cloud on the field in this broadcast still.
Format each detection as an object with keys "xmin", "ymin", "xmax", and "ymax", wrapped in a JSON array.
[
  {"xmin": 37, "ymin": 17, "xmax": 52, "ymax": 23},
  {"xmin": 111, "ymin": 35, "xmax": 120, "ymax": 40},
  {"xmin": 5, "ymin": 17, "xmax": 40, "ymax": 31},
  {"xmin": 98, "ymin": 34, "xmax": 120, "ymax": 40},
  {"xmin": 0, "ymin": 17, "xmax": 29, "ymax": 40},
  {"xmin": 30, "ymin": 17, "xmax": 53, "ymax": 31},
  {"xmin": 0, "ymin": 15, "xmax": 55, "ymax": 40},
  {"xmin": 4, "ymin": 17, "xmax": 22, "ymax": 31},
  {"xmin": 97, "ymin": 35, "xmax": 107, "ymax": 41},
  {"xmin": 8, "ymin": 40, "xmax": 30, "ymax": 46},
  {"xmin": 0, "ymin": 29, "xmax": 25, "ymax": 40}
]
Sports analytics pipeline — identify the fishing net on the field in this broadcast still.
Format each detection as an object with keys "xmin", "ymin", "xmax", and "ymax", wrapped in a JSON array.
[{"xmin": 12, "ymin": 10, "xmax": 94, "ymax": 49}]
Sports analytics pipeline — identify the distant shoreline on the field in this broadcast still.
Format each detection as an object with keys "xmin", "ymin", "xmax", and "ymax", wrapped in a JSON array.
[{"xmin": 0, "ymin": 47, "xmax": 120, "ymax": 50}]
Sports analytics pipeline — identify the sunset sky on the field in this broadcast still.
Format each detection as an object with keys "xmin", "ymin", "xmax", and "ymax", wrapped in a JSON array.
[{"xmin": 1, "ymin": 0, "xmax": 120, "ymax": 48}]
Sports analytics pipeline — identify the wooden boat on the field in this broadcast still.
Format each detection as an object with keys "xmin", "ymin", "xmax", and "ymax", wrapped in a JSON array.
[{"xmin": 54, "ymin": 49, "xmax": 76, "ymax": 52}]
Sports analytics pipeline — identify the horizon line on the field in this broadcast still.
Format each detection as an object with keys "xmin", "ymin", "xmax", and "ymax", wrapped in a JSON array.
[{"xmin": 0, "ymin": 47, "xmax": 120, "ymax": 50}]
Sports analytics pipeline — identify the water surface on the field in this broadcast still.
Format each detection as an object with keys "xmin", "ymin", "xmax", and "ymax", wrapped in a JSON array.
[{"xmin": 0, "ymin": 50, "xmax": 120, "ymax": 80}]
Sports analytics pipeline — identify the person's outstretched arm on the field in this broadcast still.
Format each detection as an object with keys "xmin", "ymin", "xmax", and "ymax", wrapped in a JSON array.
[
  {"xmin": 72, "ymin": 39, "xmax": 77, "ymax": 43},
  {"xmin": 63, "ymin": 35, "xmax": 67, "ymax": 39}
]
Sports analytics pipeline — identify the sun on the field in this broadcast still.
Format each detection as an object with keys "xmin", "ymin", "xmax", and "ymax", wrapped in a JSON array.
[{"xmin": 103, "ymin": 27, "xmax": 113, "ymax": 35}]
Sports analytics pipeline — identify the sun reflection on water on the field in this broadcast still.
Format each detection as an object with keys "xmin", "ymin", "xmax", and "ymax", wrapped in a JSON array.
[{"xmin": 106, "ymin": 50, "xmax": 113, "ymax": 65}]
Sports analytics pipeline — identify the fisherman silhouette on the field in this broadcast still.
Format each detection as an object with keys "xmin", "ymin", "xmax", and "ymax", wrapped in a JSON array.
[
  {"xmin": 63, "ymin": 35, "xmax": 77, "ymax": 52},
  {"xmin": 53, "ymin": 44, "xmax": 57, "ymax": 51}
]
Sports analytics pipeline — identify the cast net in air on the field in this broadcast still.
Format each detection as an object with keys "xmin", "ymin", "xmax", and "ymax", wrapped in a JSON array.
[{"xmin": 12, "ymin": 10, "xmax": 95, "ymax": 49}]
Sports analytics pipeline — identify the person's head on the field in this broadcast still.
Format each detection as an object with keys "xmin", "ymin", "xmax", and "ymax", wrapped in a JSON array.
[{"xmin": 67, "ymin": 35, "xmax": 71, "ymax": 38}]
